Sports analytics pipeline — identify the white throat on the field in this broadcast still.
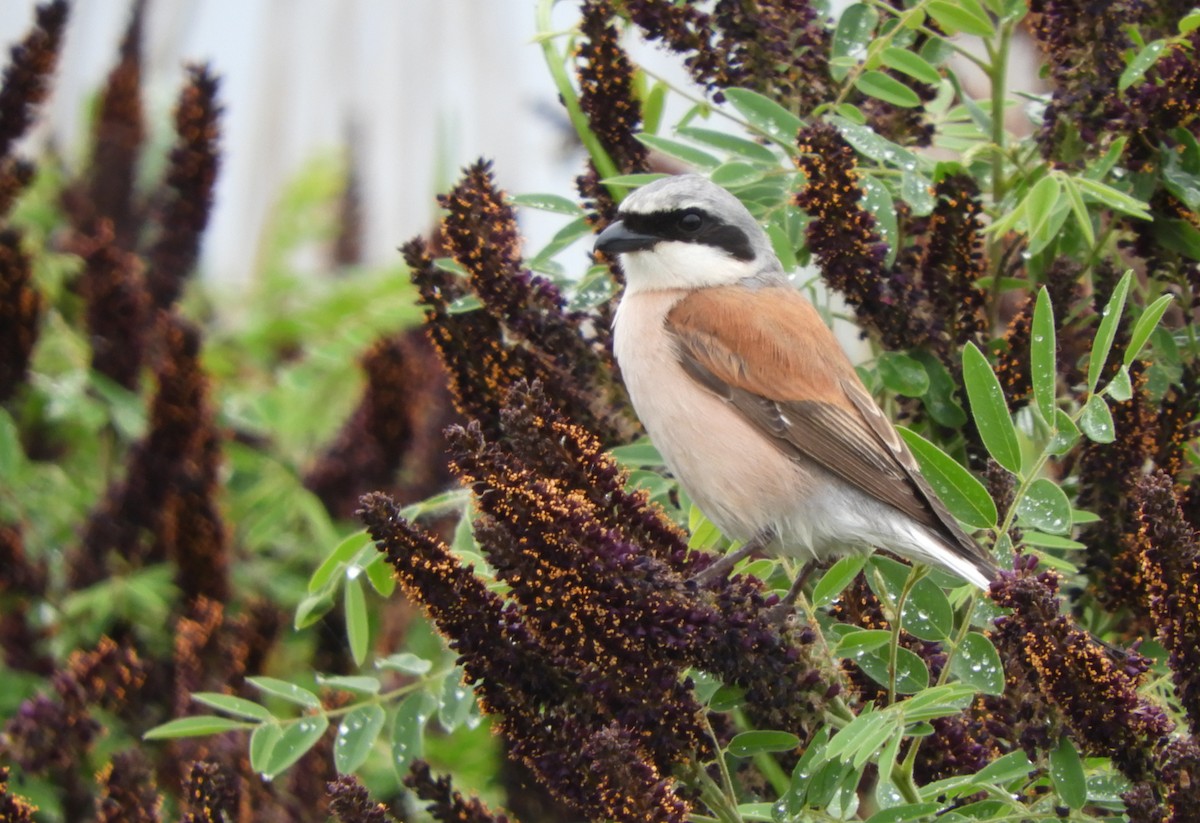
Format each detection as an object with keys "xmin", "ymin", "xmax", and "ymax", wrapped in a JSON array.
[{"xmin": 618, "ymin": 241, "xmax": 759, "ymax": 295}]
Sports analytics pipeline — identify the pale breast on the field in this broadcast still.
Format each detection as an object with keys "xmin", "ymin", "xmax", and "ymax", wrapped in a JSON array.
[{"xmin": 613, "ymin": 289, "xmax": 816, "ymax": 542}]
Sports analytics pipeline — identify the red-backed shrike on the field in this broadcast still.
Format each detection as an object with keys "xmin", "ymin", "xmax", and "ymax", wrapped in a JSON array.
[{"xmin": 596, "ymin": 174, "xmax": 997, "ymax": 590}]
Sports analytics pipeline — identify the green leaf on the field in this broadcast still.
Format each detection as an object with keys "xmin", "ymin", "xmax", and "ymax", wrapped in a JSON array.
[
  {"xmin": 249, "ymin": 722, "xmax": 282, "ymax": 773},
  {"xmin": 830, "ymin": 117, "xmax": 921, "ymax": 169},
  {"xmin": 1050, "ymin": 736, "xmax": 1087, "ymax": 809},
  {"xmin": 676, "ymin": 126, "xmax": 778, "ymax": 164},
  {"xmin": 316, "ymin": 675, "xmax": 383, "ymax": 695},
  {"xmin": 708, "ymin": 683, "xmax": 746, "ymax": 712},
  {"xmin": 949, "ymin": 632, "xmax": 1005, "ymax": 695},
  {"xmin": 834, "ymin": 629, "xmax": 894, "ymax": 656},
  {"xmin": 1088, "ymin": 270, "xmax": 1132, "ymax": 393},
  {"xmin": 391, "ymin": 691, "xmax": 437, "ymax": 778},
  {"xmin": 912, "ymin": 350, "xmax": 968, "ymax": 427},
  {"xmin": 856, "ymin": 646, "xmax": 930, "ymax": 694},
  {"xmin": 813, "ymin": 556, "xmax": 867, "ymax": 607},
  {"xmin": 1125, "ymin": 294, "xmax": 1174, "ymax": 365},
  {"xmin": 826, "ymin": 710, "xmax": 889, "ymax": 762},
  {"xmin": 334, "ymin": 704, "xmax": 386, "ymax": 774},
  {"xmin": 1016, "ymin": 478, "xmax": 1072, "ymax": 535},
  {"xmin": 344, "ymin": 575, "xmax": 369, "ymax": 666},
  {"xmin": 728, "ymin": 730, "xmax": 801, "ymax": 757},
  {"xmin": 962, "ymin": 343, "xmax": 1021, "ymax": 474},
  {"xmin": 192, "ymin": 692, "xmax": 273, "ymax": 722},
  {"xmin": 927, "ymin": 0, "xmax": 994, "ymax": 36},
  {"xmin": 634, "ymin": 133, "xmax": 720, "ymax": 170},
  {"xmin": 1048, "ymin": 408, "xmax": 1081, "ymax": 455},
  {"xmin": 901, "ymin": 171, "xmax": 936, "ymax": 215},
  {"xmin": 0, "ymin": 410, "xmax": 19, "ymax": 476},
  {"xmin": 247, "ymin": 676, "xmax": 322, "ymax": 709},
  {"xmin": 1074, "ymin": 177, "xmax": 1152, "ymax": 219},
  {"xmin": 599, "ymin": 173, "xmax": 668, "ymax": 187},
  {"xmin": 855, "ymin": 71, "xmax": 923, "ymax": 108},
  {"xmin": 509, "ymin": 193, "xmax": 583, "ymax": 215},
  {"xmin": 1119, "ymin": 40, "xmax": 1167, "ymax": 91},
  {"xmin": 1021, "ymin": 531, "xmax": 1086, "ymax": 550},
  {"xmin": 308, "ymin": 531, "xmax": 371, "ymax": 594},
  {"xmin": 1030, "ymin": 287, "xmax": 1057, "ymax": 422},
  {"xmin": 263, "ymin": 714, "xmax": 329, "ymax": 778},
  {"xmin": 144, "ymin": 715, "xmax": 252, "ymax": 740},
  {"xmin": 294, "ymin": 592, "xmax": 335, "ymax": 630},
  {"xmin": 831, "ymin": 4, "xmax": 879, "ymax": 81},
  {"xmin": 897, "ymin": 428, "xmax": 997, "ymax": 529},
  {"xmin": 364, "ymin": 554, "xmax": 396, "ymax": 597},
  {"xmin": 1079, "ymin": 395, "xmax": 1115, "ymax": 443},
  {"xmin": 710, "ymin": 161, "xmax": 765, "ymax": 188},
  {"xmin": 723, "ymin": 88, "xmax": 804, "ymax": 142},
  {"xmin": 438, "ymin": 670, "xmax": 474, "ymax": 733},
  {"xmin": 1105, "ymin": 365, "xmax": 1133, "ymax": 401},
  {"xmin": 376, "ymin": 652, "xmax": 434, "ymax": 675},
  {"xmin": 866, "ymin": 802, "xmax": 944, "ymax": 823},
  {"xmin": 877, "ymin": 352, "xmax": 930, "ymax": 397},
  {"xmin": 867, "ymin": 556, "xmax": 954, "ymax": 642},
  {"xmin": 1062, "ymin": 177, "xmax": 1095, "ymax": 245},
  {"xmin": 1023, "ymin": 175, "xmax": 1062, "ymax": 242},
  {"xmin": 860, "ymin": 174, "xmax": 898, "ymax": 265},
  {"xmin": 880, "ymin": 48, "xmax": 942, "ymax": 85},
  {"xmin": 641, "ymin": 79, "xmax": 667, "ymax": 134}
]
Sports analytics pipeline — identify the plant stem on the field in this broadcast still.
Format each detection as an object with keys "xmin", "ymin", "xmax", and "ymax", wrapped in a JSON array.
[{"xmin": 535, "ymin": 0, "xmax": 621, "ymax": 196}]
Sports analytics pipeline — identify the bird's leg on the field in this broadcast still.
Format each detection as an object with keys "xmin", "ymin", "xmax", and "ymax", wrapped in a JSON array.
[
  {"xmin": 691, "ymin": 532, "xmax": 768, "ymax": 585},
  {"xmin": 766, "ymin": 561, "xmax": 816, "ymax": 623}
]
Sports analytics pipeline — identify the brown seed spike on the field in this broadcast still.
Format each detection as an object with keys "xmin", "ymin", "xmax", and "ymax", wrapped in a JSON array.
[
  {"xmin": 0, "ymin": 0, "xmax": 69, "ymax": 158},
  {"xmin": 144, "ymin": 64, "xmax": 222, "ymax": 310},
  {"xmin": 0, "ymin": 228, "xmax": 42, "ymax": 403}
]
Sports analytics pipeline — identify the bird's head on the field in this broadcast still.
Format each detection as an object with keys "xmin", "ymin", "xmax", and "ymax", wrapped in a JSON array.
[{"xmin": 594, "ymin": 174, "xmax": 784, "ymax": 294}]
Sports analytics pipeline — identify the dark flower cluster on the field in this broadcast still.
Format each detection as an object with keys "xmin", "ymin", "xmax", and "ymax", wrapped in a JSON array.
[
  {"xmin": 359, "ymin": 491, "xmax": 691, "ymax": 823},
  {"xmin": 576, "ymin": 0, "xmax": 649, "ymax": 229},
  {"xmin": 72, "ymin": 224, "xmax": 150, "ymax": 389},
  {"xmin": 360, "ymin": 383, "xmax": 836, "ymax": 821},
  {"xmin": 305, "ymin": 330, "xmax": 455, "ymax": 519},
  {"xmin": 75, "ymin": 1, "xmax": 146, "ymax": 250},
  {"xmin": 405, "ymin": 160, "xmax": 637, "ymax": 444},
  {"xmin": 2, "ymin": 636, "xmax": 146, "ymax": 781},
  {"xmin": 143, "ymin": 64, "xmax": 222, "ymax": 310},
  {"xmin": 621, "ymin": 0, "xmax": 832, "ymax": 115},
  {"xmin": 0, "ymin": 767, "xmax": 37, "ymax": 823},
  {"xmin": 1133, "ymin": 471, "xmax": 1200, "ymax": 735},
  {"xmin": 0, "ymin": 524, "xmax": 50, "ymax": 676},
  {"xmin": 0, "ymin": 228, "xmax": 41, "ymax": 403},
  {"xmin": 73, "ymin": 313, "xmax": 229, "ymax": 603},
  {"xmin": 1075, "ymin": 364, "xmax": 1160, "ymax": 611},
  {"xmin": 990, "ymin": 556, "xmax": 1172, "ymax": 781},
  {"xmin": 404, "ymin": 761, "xmax": 511, "ymax": 823},
  {"xmin": 794, "ymin": 123, "xmax": 925, "ymax": 351},
  {"xmin": 178, "ymin": 760, "xmax": 240, "ymax": 823},
  {"xmin": 1027, "ymin": 0, "xmax": 1142, "ymax": 157},
  {"xmin": 327, "ymin": 775, "xmax": 395, "ymax": 823},
  {"xmin": 917, "ymin": 175, "xmax": 989, "ymax": 356},
  {"xmin": 0, "ymin": 0, "xmax": 67, "ymax": 159},
  {"xmin": 94, "ymin": 749, "xmax": 162, "ymax": 823},
  {"xmin": 0, "ymin": 0, "xmax": 64, "ymax": 219},
  {"xmin": 0, "ymin": 3, "xmax": 51, "ymax": 401},
  {"xmin": 1154, "ymin": 362, "xmax": 1200, "ymax": 480}
]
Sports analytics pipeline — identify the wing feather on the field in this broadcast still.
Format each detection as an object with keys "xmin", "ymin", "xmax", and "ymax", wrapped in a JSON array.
[{"xmin": 667, "ymin": 285, "xmax": 995, "ymax": 573}]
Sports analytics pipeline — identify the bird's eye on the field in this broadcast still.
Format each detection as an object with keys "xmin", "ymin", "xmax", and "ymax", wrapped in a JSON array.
[{"xmin": 678, "ymin": 210, "xmax": 704, "ymax": 232}]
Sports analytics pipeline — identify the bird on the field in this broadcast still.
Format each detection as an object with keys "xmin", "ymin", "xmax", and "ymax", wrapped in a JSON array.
[{"xmin": 594, "ymin": 173, "xmax": 999, "ymax": 592}]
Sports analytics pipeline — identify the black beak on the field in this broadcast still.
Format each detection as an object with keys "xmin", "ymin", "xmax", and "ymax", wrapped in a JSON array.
[{"xmin": 594, "ymin": 220, "xmax": 658, "ymax": 255}]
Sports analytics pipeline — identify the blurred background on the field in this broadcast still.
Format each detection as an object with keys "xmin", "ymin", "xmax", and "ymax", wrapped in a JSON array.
[{"xmin": 2, "ymin": 0, "xmax": 681, "ymax": 289}]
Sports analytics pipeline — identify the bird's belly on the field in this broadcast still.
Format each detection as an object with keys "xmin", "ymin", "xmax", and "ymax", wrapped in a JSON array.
[{"xmin": 614, "ymin": 290, "xmax": 819, "ymax": 544}]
